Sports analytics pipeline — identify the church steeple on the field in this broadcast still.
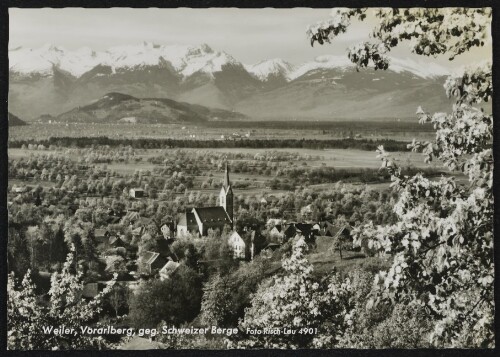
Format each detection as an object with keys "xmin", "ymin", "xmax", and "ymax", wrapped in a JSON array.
[
  {"xmin": 224, "ymin": 161, "xmax": 230, "ymax": 189},
  {"xmin": 219, "ymin": 160, "xmax": 234, "ymax": 224}
]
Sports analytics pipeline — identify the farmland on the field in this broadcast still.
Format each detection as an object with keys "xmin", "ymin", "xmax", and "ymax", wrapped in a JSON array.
[{"xmin": 8, "ymin": 121, "xmax": 436, "ymax": 142}]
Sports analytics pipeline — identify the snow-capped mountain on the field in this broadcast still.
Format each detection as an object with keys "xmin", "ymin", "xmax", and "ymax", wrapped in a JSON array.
[
  {"xmin": 245, "ymin": 58, "xmax": 295, "ymax": 81},
  {"xmin": 287, "ymin": 55, "xmax": 449, "ymax": 81},
  {"xmin": 9, "ymin": 42, "xmax": 455, "ymax": 120},
  {"xmin": 9, "ymin": 42, "xmax": 450, "ymax": 80},
  {"xmin": 9, "ymin": 42, "xmax": 239, "ymax": 78}
]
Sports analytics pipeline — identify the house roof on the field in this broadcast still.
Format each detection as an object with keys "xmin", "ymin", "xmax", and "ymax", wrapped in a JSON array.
[
  {"xmin": 94, "ymin": 229, "xmax": 108, "ymax": 238},
  {"xmin": 333, "ymin": 225, "xmax": 352, "ymax": 239},
  {"xmin": 264, "ymin": 243, "xmax": 281, "ymax": 251},
  {"xmin": 109, "ymin": 235, "xmax": 126, "ymax": 246},
  {"xmin": 131, "ymin": 188, "xmax": 144, "ymax": 192},
  {"xmin": 160, "ymin": 261, "xmax": 180, "ymax": 275},
  {"xmin": 295, "ymin": 223, "xmax": 313, "ymax": 233},
  {"xmin": 229, "ymin": 231, "xmax": 244, "ymax": 244},
  {"xmin": 124, "ymin": 211, "xmax": 140, "ymax": 222},
  {"xmin": 161, "ymin": 222, "xmax": 175, "ymax": 230},
  {"xmin": 143, "ymin": 251, "xmax": 160, "ymax": 265},
  {"xmin": 131, "ymin": 226, "xmax": 145, "ymax": 236},
  {"xmin": 192, "ymin": 206, "xmax": 231, "ymax": 224},
  {"xmin": 271, "ymin": 225, "xmax": 282, "ymax": 232}
]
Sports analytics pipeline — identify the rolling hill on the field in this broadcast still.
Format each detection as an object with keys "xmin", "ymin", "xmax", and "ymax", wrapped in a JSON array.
[
  {"xmin": 40, "ymin": 92, "xmax": 247, "ymax": 124},
  {"xmin": 8, "ymin": 112, "xmax": 27, "ymax": 126}
]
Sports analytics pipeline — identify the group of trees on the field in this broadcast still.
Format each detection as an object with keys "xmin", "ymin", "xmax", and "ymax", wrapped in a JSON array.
[
  {"xmin": 307, "ymin": 6, "xmax": 494, "ymax": 347},
  {"xmin": 8, "ymin": 248, "xmax": 117, "ymax": 350},
  {"xmin": 10, "ymin": 136, "xmax": 413, "ymax": 151}
]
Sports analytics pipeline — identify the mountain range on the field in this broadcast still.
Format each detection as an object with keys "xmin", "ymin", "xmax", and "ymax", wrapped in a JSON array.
[{"xmin": 9, "ymin": 42, "xmax": 456, "ymax": 121}]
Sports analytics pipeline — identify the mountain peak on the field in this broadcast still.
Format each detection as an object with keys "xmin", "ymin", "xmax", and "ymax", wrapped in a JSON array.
[
  {"xmin": 40, "ymin": 43, "xmax": 65, "ymax": 52},
  {"xmin": 245, "ymin": 58, "xmax": 295, "ymax": 80}
]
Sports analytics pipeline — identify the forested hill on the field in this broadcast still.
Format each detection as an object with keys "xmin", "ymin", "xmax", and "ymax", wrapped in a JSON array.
[
  {"xmin": 8, "ymin": 112, "xmax": 27, "ymax": 126},
  {"xmin": 37, "ymin": 92, "xmax": 247, "ymax": 124}
]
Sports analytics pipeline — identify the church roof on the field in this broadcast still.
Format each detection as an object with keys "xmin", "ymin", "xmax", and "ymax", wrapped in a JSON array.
[
  {"xmin": 192, "ymin": 206, "xmax": 231, "ymax": 224},
  {"xmin": 178, "ymin": 210, "xmax": 196, "ymax": 226}
]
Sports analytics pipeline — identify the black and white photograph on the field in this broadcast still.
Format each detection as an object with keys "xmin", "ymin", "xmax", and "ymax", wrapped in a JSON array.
[{"xmin": 3, "ymin": 3, "xmax": 496, "ymax": 351}]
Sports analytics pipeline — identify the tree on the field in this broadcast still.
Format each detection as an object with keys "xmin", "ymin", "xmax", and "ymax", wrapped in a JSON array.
[
  {"xmin": 105, "ymin": 255, "xmax": 128, "ymax": 276},
  {"xmin": 202, "ymin": 230, "xmax": 238, "ymax": 275},
  {"xmin": 200, "ymin": 255, "xmax": 270, "ymax": 328},
  {"xmin": 238, "ymin": 238, "xmax": 352, "ymax": 348},
  {"xmin": 7, "ymin": 247, "xmax": 115, "ymax": 350},
  {"xmin": 7, "ymin": 226, "xmax": 31, "ymax": 277},
  {"xmin": 107, "ymin": 285, "xmax": 128, "ymax": 318},
  {"xmin": 308, "ymin": 8, "xmax": 493, "ymax": 347},
  {"xmin": 128, "ymin": 264, "xmax": 202, "ymax": 328}
]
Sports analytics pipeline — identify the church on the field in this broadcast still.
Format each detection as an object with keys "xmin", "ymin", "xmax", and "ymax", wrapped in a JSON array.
[{"xmin": 177, "ymin": 162, "xmax": 234, "ymax": 237}]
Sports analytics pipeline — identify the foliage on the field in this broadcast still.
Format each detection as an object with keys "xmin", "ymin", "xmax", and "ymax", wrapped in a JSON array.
[
  {"xmin": 237, "ymin": 238, "xmax": 352, "ymax": 348},
  {"xmin": 308, "ymin": 8, "xmax": 491, "ymax": 66},
  {"xmin": 309, "ymin": 7, "xmax": 493, "ymax": 347},
  {"xmin": 128, "ymin": 264, "xmax": 202, "ymax": 328},
  {"xmin": 337, "ymin": 269, "xmax": 432, "ymax": 348},
  {"xmin": 7, "ymin": 247, "xmax": 115, "ymax": 350},
  {"xmin": 201, "ymin": 229, "xmax": 238, "ymax": 275},
  {"xmin": 10, "ymin": 136, "xmax": 414, "ymax": 152},
  {"xmin": 200, "ymin": 255, "xmax": 270, "ymax": 328}
]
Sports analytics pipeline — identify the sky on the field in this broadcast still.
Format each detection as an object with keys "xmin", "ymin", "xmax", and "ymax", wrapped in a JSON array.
[{"xmin": 9, "ymin": 7, "xmax": 491, "ymax": 68}]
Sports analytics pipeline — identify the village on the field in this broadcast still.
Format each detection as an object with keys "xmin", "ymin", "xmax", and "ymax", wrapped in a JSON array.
[{"xmin": 79, "ymin": 162, "xmax": 354, "ymax": 300}]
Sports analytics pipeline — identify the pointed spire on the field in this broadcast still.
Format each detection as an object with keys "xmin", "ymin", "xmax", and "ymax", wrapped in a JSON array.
[{"xmin": 224, "ymin": 160, "xmax": 230, "ymax": 188}]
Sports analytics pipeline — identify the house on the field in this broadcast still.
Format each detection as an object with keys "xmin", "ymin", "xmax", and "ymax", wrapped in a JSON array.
[
  {"xmin": 282, "ymin": 223, "xmax": 317, "ymax": 242},
  {"xmin": 269, "ymin": 225, "xmax": 284, "ymax": 240},
  {"xmin": 265, "ymin": 242, "xmax": 281, "ymax": 251},
  {"xmin": 262, "ymin": 242, "xmax": 281, "ymax": 255},
  {"xmin": 266, "ymin": 218, "xmax": 284, "ymax": 228},
  {"xmin": 160, "ymin": 222, "xmax": 175, "ymax": 239},
  {"xmin": 11, "ymin": 185, "xmax": 27, "ymax": 193},
  {"xmin": 129, "ymin": 188, "xmax": 144, "ymax": 198},
  {"xmin": 109, "ymin": 235, "xmax": 127, "ymax": 248},
  {"xmin": 122, "ymin": 211, "xmax": 140, "ymax": 225},
  {"xmin": 331, "ymin": 225, "xmax": 353, "ymax": 242},
  {"xmin": 141, "ymin": 251, "xmax": 169, "ymax": 275},
  {"xmin": 176, "ymin": 210, "xmax": 198, "ymax": 237},
  {"xmin": 295, "ymin": 223, "xmax": 317, "ymax": 242},
  {"xmin": 283, "ymin": 224, "xmax": 298, "ymax": 240},
  {"xmin": 94, "ymin": 229, "xmax": 110, "ymax": 243},
  {"xmin": 131, "ymin": 226, "xmax": 145, "ymax": 238},
  {"xmin": 228, "ymin": 231, "xmax": 246, "ymax": 259},
  {"xmin": 159, "ymin": 261, "xmax": 180, "ymax": 281}
]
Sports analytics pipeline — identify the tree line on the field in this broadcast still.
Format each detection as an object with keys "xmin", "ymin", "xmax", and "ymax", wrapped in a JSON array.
[{"xmin": 10, "ymin": 137, "xmax": 412, "ymax": 152}]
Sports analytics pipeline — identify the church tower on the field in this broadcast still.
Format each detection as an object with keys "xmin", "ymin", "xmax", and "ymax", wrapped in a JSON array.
[{"xmin": 219, "ymin": 161, "xmax": 234, "ymax": 223}]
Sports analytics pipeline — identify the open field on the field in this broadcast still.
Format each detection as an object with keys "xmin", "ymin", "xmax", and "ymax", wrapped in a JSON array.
[{"xmin": 8, "ymin": 146, "xmax": 438, "ymax": 170}]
